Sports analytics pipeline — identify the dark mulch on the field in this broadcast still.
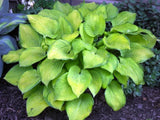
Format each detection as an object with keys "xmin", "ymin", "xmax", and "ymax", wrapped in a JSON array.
[{"xmin": 0, "ymin": 78, "xmax": 160, "ymax": 120}]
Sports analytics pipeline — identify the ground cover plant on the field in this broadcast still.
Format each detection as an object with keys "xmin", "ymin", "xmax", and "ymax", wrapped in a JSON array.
[
  {"xmin": 0, "ymin": 0, "xmax": 26, "ymax": 77},
  {"xmin": 2, "ymin": 1, "xmax": 157, "ymax": 120}
]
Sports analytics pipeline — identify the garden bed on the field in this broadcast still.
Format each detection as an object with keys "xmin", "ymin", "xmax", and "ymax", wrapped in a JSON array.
[{"xmin": 0, "ymin": 78, "xmax": 160, "ymax": 120}]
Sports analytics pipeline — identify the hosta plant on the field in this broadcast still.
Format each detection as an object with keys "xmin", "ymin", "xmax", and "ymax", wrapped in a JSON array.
[
  {"xmin": 0, "ymin": 0, "xmax": 26, "ymax": 77},
  {"xmin": 3, "ymin": 1, "xmax": 157, "ymax": 120}
]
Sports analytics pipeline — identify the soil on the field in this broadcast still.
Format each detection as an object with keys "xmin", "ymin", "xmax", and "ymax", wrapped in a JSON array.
[{"xmin": 0, "ymin": 77, "xmax": 160, "ymax": 120}]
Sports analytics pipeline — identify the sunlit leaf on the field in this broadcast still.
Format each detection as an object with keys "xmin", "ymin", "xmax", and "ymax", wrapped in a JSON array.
[
  {"xmin": 106, "ymin": 3, "xmax": 118, "ymax": 21},
  {"xmin": 47, "ymin": 40, "xmax": 75, "ymax": 60},
  {"xmin": 18, "ymin": 69, "xmax": 41, "ymax": 93},
  {"xmin": 2, "ymin": 49, "xmax": 24, "ymax": 64},
  {"xmin": 105, "ymin": 80, "xmax": 126, "ymax": 111},
  {"xmin": 53, "ymin": 73, "xmax": 77, "ymax": 101},
  {"xmin": 88, "ymin": 69, "xmax": 102, "ymax": 97},
  {"xmin": 27, "ymin": 15, "xmax": 59, "ymax": 38},
  {"xmin": 93, "ymin": 4, "xmax": 107, "ymax": 19},
  {"xmin": 114, "ymin": 71, "xmax": 128, "ymax": 87},
  {"xmin": 66, "ymin": 10, "xmax": 82, "ymax": 31},
  {"xmin": 19, "ymin": 47, "xmax": 46, "ymax": 67},
  {"xmin": 111, "ymin": 23, "xmax": 138, "ymax": 34},
  {"xmin": 67, "ymin": 65, "xmax": 92, "ymax": 97},
  {"xmin": 116, "ymin": 57, "xmax": 144, "ymax": 85},
  {"xmin": 84, "ymin": 14, "xmax": 105, "ymax": 37},
  {"xmin": 101, "ymin": 53, "xmax": 119, "ymax": 73},
  {"xmin": 39, "ymin": 58, "xmax": 65, "ymax": 86},
  {"xmin": 66, "ymin": 93, "xmax": 94, "ymax": 120},
  {"xmin": 4, "ymin": 64, "xmax": 32, "ymax": 86},
  {"xmin": 111, "ymin": 11, "xmax": 136, "ymax": 26},
  {"xmin": 62, "ymin": 31, "xmax": 79, "ymax": 42},
  {"xmin": 27, "ymin": 86, "xmax": 48, "ymax": 117},
  {"xmin": 121, "ymin": 43, "xmax": 155, "ymax": 63},
  {"xmin": 103, "ymin": 33, "xmax": 130, "ymax": 50}
]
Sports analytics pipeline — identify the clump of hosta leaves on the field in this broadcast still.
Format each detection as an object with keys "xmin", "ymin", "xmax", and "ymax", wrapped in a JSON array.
[{"xmin": 2, "ymin": 1, "xmax": 157, "ymax": 120}]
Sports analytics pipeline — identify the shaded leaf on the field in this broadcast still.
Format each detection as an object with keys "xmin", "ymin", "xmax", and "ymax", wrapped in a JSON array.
[
  {"xmin": 106, "ymin": 3, "xmax": 118, "ymax": 21},
  {"xmin": 114, "ymin": 71, "xmax": 128, "ymax": 87}
]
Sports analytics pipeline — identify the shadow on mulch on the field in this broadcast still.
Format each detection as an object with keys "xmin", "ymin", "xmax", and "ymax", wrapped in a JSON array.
[{"xmin": 0, "ymin": 78, "xmax": 160, "ymax": 120}]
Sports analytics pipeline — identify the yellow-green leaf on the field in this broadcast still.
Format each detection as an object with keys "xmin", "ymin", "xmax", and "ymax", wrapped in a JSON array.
[
  {"xmin": 67, "ymin": 65, "xmax": 92, "ymax": 97},
  {"xmin": 62, "ymin": 31, "xmax": 79, "ymax": 42},
  {"xmin": 103, "ymin": 33, "xmax": 130, "ymax": 50},
  {"xmin": 19, "ymin": 24, "xmax": 42, "ymax": 48},
  {"xmin": 18, "ymin": 69, "xmax": 41, "ymax": 93},
  {"xmin": 19, "ymin": 47, "xmax": 46, "ymax": 67},
  {"xmin": 4, "ymin": 64, "xmax": 32, "ymax": 86},
  {"xmin": 2, "ymin": 49, "xmax": 24, "ymax": 64},
  {"xmin": 105, "ymin": 80, "xmax": 126, "ymax": 111},
  {"xmin": 66, "ymin": 93, "xmax": 94, "ymax": 120},
  {"xmin": 106, "ymin": 3, "xmax": 118, "ymax": 21},
  {"xmin": 111, "ymin": 11, "xmax": 136, "ymax": 26},
  {"xmin": 39, "ymin": 58, "xmax": 65, "ymax": 86},
  {"xmin": 116, "ymin": 57, "xmax": 144, "ymax": 85},
  {"xmin": 53, "ymin": 73, "xmax": 77, "ymax": 101},
  {"xmin": 121, "ymin": 43, "xmax": 155, "ymax": 63},
  {"xmin": 27, "ymin": 86, "xmax": 48, "ymax": 117},
  {"xmin": 27, "ymin": 15, "xmax": 59, "ymax": 38}
]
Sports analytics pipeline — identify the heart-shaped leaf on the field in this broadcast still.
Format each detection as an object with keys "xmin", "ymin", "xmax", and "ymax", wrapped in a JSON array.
[
  {"xmin": 18, "ymin": 69, "xmax": 41, "ymax": 93},
  {"xmin": 116, "ymin": 57, "xmax": 144, "ymax": 85},
  {"xmin": 105, "ymin": 80, "xmax": 126, "ymax": 111},
  {"xmin": 111, "ymin": 11, "xmax": 136, "ymax": 26},
  {"xmin": 19, "ymin": 24, "xmax": 42, "ymax": 48},
  {"xmin": 88, "ymin": 69, "xmax": 102, "ymax": 97},
  {"xmin": 27, "ymin": 86, "xmax": 48, "ymax": 117},
  {"xmin": 121, "ymin": 43, "xmax": 155, "ymax": 63},
  {"xmin": 84, "ymin": 14, "xmax": 105, "ymax": 37},
  {"xmin": 111, "ymin": 23, "xmax": 138, "ymax": 34},
  {"xmin": 83, "ymin": 48, "xmax": 109, "ymax": 69},
  {"xmin": 66, "ymin": 93, "xmax": 94, "ymax": 120},
  {"xmin": 27, "ymin": 15, "xmax": 59, "ymax": 38},
  {"xmin": 19, "ymin": 47, "xmax": 46, "ymax": 67},
  {"xmin": 2, "ymin": 49, "xmax": 24, "ymax": 64},
  {"xmin": 101, "ymin": 53, "xmax": 119, "ymax": 73},
  {"xmin": 67, "ymin": 65, "xmax": 92, "ymax": 97},
  {"xmin": 47, "ymin": 40, "xmax": 74, "ymax": 60},
  {"xmin": 4, "ymin": 64, "xmax": 32, "ymax": 86},
  {"xmin": 43, "ymin": 85, "xmax": 64, "ymax": 110},
  {"xmin": 53, "ymin": 73, "xmax": 77, "ymax": 101},
  {"xmin": 103, "ymin": 33, "xmax": 130, "ymax": 50},
  {"xmin": 39, "ymin": 58, "xmax": 65, "ymax": 86}
]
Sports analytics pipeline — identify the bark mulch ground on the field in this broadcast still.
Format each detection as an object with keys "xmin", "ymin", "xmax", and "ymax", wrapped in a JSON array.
[{"xmin": 0, "ymin": 78, "xmax": 160, "ymax": 120}]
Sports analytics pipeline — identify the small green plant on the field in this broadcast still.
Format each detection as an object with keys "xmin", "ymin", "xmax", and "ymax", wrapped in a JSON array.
[
  {"xmin": 0, "ymin": 0, "xmax": 26, "ymax": 77},
  {"xmin": 3, "ymin": 1, "xmax": 157, "ymax": 120}
]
